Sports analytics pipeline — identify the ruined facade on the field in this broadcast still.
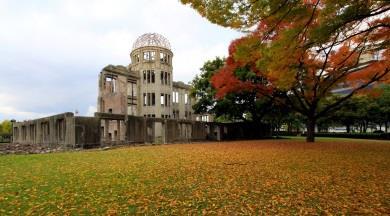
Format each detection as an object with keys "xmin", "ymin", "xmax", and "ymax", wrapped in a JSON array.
[
  {"xmin": 12, "ymin": 112, "xmax": 270, "ymax": 148},
  {"xmin": 97, "ymin": 33, "xmax": 195, "ymax": 120},
  {"xmin": 97, "ymin": 33, "xmax": 200, "ymax": 142}
]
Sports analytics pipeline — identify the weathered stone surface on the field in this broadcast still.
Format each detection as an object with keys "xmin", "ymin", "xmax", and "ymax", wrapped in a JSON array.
[{"xmin": 0, "ymin": 143, "xmax": 65, "ymax": 155}]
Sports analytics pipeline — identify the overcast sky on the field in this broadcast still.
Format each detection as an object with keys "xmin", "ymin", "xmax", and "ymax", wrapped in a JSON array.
[{"xmin": 0, "ymin": 0, "xmax": 242, "ymax": 121}]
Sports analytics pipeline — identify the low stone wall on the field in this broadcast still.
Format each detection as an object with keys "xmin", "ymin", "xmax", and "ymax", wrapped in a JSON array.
[
  {"xmin": 12, "ymin": 113, "xmax": 75, "ymax": 149},
  {"xmin": 11, "ymin": 112, "xmax": 271, "ymax": 151}
]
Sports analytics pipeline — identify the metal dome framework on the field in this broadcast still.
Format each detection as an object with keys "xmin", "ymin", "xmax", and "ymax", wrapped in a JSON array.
[{"xmin": 132, "ymin": 33, "xmax": 171, "ymax": 51}]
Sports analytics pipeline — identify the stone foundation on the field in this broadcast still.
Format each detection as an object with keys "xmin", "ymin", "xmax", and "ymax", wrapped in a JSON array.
[{"xmin": 10, "ymin": 112, "xmax": 271, "ymax": 150}]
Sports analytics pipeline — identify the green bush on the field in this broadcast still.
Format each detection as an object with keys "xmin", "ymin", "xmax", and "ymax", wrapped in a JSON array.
[{"xmin": 312, "ymin": 132, "xmax": 390, "ymax": 140}]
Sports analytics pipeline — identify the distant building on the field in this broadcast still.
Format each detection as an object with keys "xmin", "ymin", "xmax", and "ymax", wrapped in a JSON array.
[{"xmin": 331, "ymin": 52, "xmax": 380, "ymax": 95}]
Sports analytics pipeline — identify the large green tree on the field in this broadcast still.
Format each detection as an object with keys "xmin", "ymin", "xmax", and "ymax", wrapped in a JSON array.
[
  {"xmin": 377, "ymin": 85, "xmax": 390, "ymax": 132},
  {"xmin": 319, "ymin": 85, "xmax": 390, "ymax": 133},
  {"xmin": 182, "ymin": 0, "xmax": 390, "ymax": 142},
  {"xmin": 191, "ymin": 57, "xmax": 275, "ymax": 122}
]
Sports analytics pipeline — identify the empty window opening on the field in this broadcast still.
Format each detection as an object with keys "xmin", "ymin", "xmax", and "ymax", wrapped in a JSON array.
[
  {"xmin": 143, "ymin": 51, "xmax": 156, "ymax": 61},
  {"xmin": 160, "ymin": 52, "xmax": 168, "ymax": 63},
  {"xmin": 150, "ymin": 51, "xmax": 156, "ymax": 60},
  {"xmin": 152, "ymin": 93, "xmax": 155, "ymax": 106},
  {"xmin": 185, "ymin": 93, "xmax": 188, "ymax": 104},
  {"xmin": 30, "ymin": 124, "xmax": 35, "ymax": 141},
  {"xmin": 161, "ymin": 94, "xmax": 164, "ymax": 106},
  {"xmin": 143, "ymin": 52, "xmax": 150, "ymax": 60},
  {"xmin": 105, "ymin": 77, "xmax": 117, "ymax": 92},
  {"xmin": 57, "ymin": 119, "xmax": 65, "ymax": 141},
  {"xmin": 173, "ymin": 91, "xmax": 179, "ymax": 103},
  {"xmin": 21, "ymin": 126, "xmax": 27, "ymax": 141}
]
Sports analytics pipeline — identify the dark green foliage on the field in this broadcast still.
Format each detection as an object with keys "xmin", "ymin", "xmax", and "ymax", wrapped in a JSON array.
[
  {"xmin": 190, "ymin": 57, "xmax": 224, "ymax": 114},
  {"xmin": 312, "ymin": 132, "xmax": 390, "ymax": 140},
  {"xmin": 191, "ymin": 57, "xmax": 274, "ymax": 122},
  {"xmin": 323, "ymin": 85, "xmax": 390, "ymax": 133}
]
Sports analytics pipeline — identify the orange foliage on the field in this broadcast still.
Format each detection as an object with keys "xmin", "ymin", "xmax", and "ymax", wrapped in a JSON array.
[
  {"xmin": 1, "ymin": 140, "xmax": 389, "ymax": 214},
  {"xmin": 212, "ymin": 4, "xmax": 390, "ymax": 103}
]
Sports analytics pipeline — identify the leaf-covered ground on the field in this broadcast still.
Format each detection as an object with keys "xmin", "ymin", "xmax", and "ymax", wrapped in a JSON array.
[{"xmin": 0, "ymin": 139, "xmax": 389, "ymax": 215}]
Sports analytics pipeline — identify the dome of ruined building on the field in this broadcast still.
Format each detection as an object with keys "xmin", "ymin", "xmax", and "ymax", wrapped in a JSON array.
[{"xmin": 132, "ymin": 33, "xmax": 171, "ymax": 51}]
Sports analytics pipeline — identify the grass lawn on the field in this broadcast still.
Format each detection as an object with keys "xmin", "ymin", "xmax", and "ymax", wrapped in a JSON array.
[{"xmin": 0, "ymin": 139, "xmax": 389, "ymax": 215}]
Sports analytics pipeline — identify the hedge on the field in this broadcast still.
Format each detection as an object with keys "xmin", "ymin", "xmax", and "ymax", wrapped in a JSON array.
[
  {"xmin": 311, "ymin": 132, "xmax": 390, "ymax": 140},
  {"xmin": 274, "ymin": 131, "xmax": 390, "ymax": 140}
]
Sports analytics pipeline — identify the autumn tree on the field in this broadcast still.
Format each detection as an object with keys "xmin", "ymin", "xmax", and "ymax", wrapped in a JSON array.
[{"xmin": 182, "ymin": 0, "xmax": 390, "ymax": 142}]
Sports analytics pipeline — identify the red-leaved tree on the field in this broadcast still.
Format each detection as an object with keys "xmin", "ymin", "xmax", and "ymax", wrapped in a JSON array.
[{"xmin": 182, "ymin": 0, "xmax": 390, "ymax": 142}]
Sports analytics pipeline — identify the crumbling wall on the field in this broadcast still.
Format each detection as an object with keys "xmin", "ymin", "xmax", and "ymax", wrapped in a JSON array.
[
  {"xmin": 127, "ymin": 116, "xmax": 146, "ymax": 143},
  {"xmin": 74, "ymin": 117, "xmax": 100, "ymax": 148},
  {"xmin": 12, "ymin": 112, "xmax": 271, "ymax": 150},
  {"xmin": 191, "ymin": 121, "xmax": 208, "ymax": 141},
  {"xmin": 12, "ymin": 113, "xmax": 75, "ymax": 148}
]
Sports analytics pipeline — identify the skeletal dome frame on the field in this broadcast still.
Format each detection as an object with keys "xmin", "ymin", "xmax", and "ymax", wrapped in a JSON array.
[{"xmin": 132, "ymin": 33, "xmax": 171, "ymax": 51}]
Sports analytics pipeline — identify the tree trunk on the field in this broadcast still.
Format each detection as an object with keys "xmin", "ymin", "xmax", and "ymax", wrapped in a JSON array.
[
  {"xmin": 363, "ymin": 121, "xmax": 368, "ymax": 133},
  {"xmin": 306, "ymin": 118, "xmax": 316, "ymax": 142},
  {"xmin": 346, "ymin": 124, "xmax": 351, "ymax": 133}
]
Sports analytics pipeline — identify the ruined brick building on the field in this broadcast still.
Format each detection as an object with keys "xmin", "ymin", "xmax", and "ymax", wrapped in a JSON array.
[
  {"xmin": 98, "ymin": 33, "xmax": 195, "ymax": 120},
  {"xmin": 11, "ymin": 33, "xmax": 270, "ymax": 148},
  {"xmin": 97, "ymin": 33, "xmax": 200, "ymax": 141}
]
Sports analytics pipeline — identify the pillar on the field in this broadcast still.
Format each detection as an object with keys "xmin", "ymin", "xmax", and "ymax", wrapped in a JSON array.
[
  {"xmin": 105, "ymin": 119, "xmax": 109, "ymax": 141},
  {"xmin": 117, "ymin": 120, "xmax": 121, "ymax": 141}
]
